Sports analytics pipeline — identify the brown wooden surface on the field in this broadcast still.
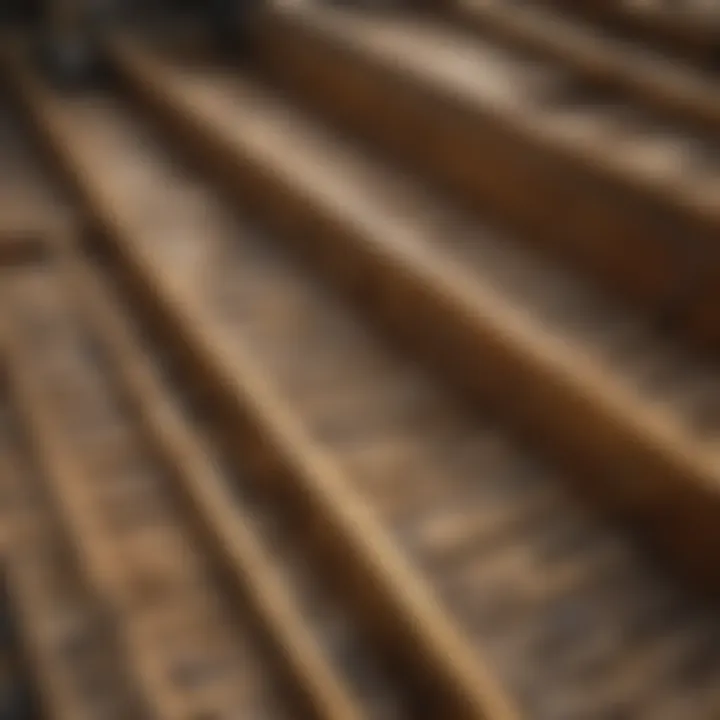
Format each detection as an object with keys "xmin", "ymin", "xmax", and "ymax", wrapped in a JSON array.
[
  {"xmin": 1, "ymin": 265, "xmax": 298, "ymax": 720},
  {"xmin": 108, "ymin": 38, "xmax": 720, "ymax": 597},
  {"xmin": 0, "ymin": 53, "xmax": 391, "ymax": 720},
  {"xmin": 4, "ymin": 18, "xmax": 720, "ymax": 720},
  {"xmin": 538, "ymin": 0, "xmax": 720, "ymax": 63},
  {"xmin": 9, "ymin": 33, "xmax": 720, "ymax": 720},
  {"xmin": 3, "ymin": 39, "xmax": 524, "ymax": 720},
  {"xmin": 254, "ymin": 6, "xmax": 720, "ymax": 346},
  {"xmin": 445, "ymin": 0, "xmax": 720, "ymax": 135},
  {"xmin": 68, "ymin": 258, "xmax": 377, "ymax": 720},
  {"xmin": 0, "ymin": 407, "xmax": 144, "ymax": 720}
]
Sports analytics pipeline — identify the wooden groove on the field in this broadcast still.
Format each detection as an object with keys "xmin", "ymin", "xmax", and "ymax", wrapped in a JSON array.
[
  {"xmin": 251, "ymin": 7, "xmax": 720, "ymax": 346},
  {"xmin": 538, "ymin": 0, "xmax": 720, "ymax": 62},
  {"xmin": 105, "ymin": 39, "xmax": 720, "ymax": 597},
  {"xmin": 0, "ymin": 258, "xmax": 331, "ymax": 719},
  {"xmin": 3, "ymin": 46, "xmax": 521, "ymax": 720},
  {"xmin": 0, "ymin": 448, "xmax": 127, "ymax": 720},
  {"xmin": 0, "ymin": 382, "xmax": 145, "ymax": 720},
  {"xmin": 63, "ymin": 257, "xmax": 367, "ymax": 720},
  {"xmin": 0, "ymin": 453, "xmax": 63, "ymax": 720},
  {"xmin": 0, "ymin": 559, "xmax": 73, "ymax": 720},
  {"xmin": 443, "ymin": 0, "xmax": 720, "ymax": 134},
  {"xmin": 0, "ymin": 304, "xmax": 168, "ymax": 720}
]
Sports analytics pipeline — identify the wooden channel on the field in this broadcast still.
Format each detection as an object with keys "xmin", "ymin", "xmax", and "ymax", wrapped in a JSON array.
[
  {"xmin": 252, "ymin": 5, "xmax": 720, "ymax": 345},
  {"xmin": 443, "ymin": 0, "xmax": 720, "ymax": 135},
  {"xmin": 538, "ymin": 0, "xmax": 720, "ymax": 63},
  {"xmin": 0, "ymin": 406, "xmax": 144, "ymax": 720},
  {"xmin": 7, "ymin": 35, "xmax": 720, "ymax": 720}
]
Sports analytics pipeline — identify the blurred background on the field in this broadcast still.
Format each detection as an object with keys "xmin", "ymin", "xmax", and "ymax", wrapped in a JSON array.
[{"xmin": 1, "ymin": 2, "xmax": 720, "ymax": 719}]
